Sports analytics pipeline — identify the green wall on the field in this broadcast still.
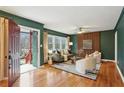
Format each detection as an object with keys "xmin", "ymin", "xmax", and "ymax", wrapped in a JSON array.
[
  {"xmin": 70, "ymin": 30, "xmax": 115, "ymax": 60},
  {"xmin": 115, "ymin": 8, "xmax": 124, "ymax": 76},
  {"xmin": 44, "ymin": 28, "xmax": 68, "ymax": 37},
  {"xmin": 100, "ymin": 31, "xmax": 115, "ymax": 60},
  {"xmin": 0, "ymin": 10, "xmax": 44, "ymax": 65},
  {"xmin": 70, "ymin": 35, "xmax": 78, "ymax": 54}
]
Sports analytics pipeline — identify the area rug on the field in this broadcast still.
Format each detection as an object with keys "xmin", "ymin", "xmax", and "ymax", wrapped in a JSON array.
[{"xmin": 52, "ymin": 61, "xmax": 101, "ymax": 80}]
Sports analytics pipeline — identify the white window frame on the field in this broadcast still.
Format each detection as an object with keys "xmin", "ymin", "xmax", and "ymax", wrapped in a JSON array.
[{"xmin": 48, "ymin": 35, "xmax": 68, "ymax": 51}]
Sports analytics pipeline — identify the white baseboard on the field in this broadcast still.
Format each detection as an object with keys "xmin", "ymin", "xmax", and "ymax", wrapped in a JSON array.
[
  {"xmin": 116, "ymin": 63, "xmax": 124, "ymax": 83},
  {"xmin": 101, "ymin": 59, "xmax": 115, "ymax": 63},
  {"xmin": 0, "ymin": 77, "xmax": 8, "ymax": 81},
  {"xmin": 39, "ymin": 65, "xmax": 45, "ymax": 68}
]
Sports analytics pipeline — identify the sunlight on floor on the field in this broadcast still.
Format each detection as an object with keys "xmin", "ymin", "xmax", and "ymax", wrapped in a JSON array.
[{"xmin": 20, "ymin": 64, "xmax": 36, "ymax": 74}]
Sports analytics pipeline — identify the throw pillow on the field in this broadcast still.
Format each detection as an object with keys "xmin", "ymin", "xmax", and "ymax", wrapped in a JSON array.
[{"xmin": 60, "ymin": 50, "xmax": 64, "ymax": 56}]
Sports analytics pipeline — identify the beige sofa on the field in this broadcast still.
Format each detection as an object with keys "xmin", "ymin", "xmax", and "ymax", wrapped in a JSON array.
[
  {"xmin": 75, "ymin": 51, "xmax": 101, "ymax": 74},
  {"xmin": 49, "ymin": 49, "xmax": 73, "ymax": 63},
  {"xmin": 93, "ymin": 51, "xmax": 101, "ymax": 64}
]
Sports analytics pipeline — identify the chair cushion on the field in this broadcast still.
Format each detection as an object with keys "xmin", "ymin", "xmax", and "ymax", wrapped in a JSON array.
[{"xmin": 63, "ymin": 49, "xmax": 69, "ymax": 55}]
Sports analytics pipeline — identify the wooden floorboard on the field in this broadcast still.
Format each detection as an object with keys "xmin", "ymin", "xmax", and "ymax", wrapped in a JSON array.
[
  {"xmin": 0, "ymin": 80, "xmax": 8, "ymax": 87},
  {"xmin": 12, "ymin": 62, "xmax": 124, "ymax": 87}
]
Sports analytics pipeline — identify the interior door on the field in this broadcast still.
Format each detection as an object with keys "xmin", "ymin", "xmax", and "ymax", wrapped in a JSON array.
[{"xmin": 8, "ymin": 19, "xmax": 20, "ymax": 87}]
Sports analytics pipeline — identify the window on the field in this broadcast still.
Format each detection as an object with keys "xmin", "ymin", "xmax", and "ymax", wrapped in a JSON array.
[
  {"xmin": 61, "ymin": 38, "xmax": 67, "ymax": 49},
  {"xmin": 55, "ymin": 37, "xmax": 60, "ymax": 50},
  {"xmin": 48, "ymin": 35, "xmax": 68, "ymax": 50}
]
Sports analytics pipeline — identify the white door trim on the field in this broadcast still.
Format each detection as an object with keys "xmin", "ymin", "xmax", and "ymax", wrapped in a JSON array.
[
  {"xmin": 115, "ymin": 31, "xmax": 117, "ymax": 63},
  {"xmin": 19, "ymin": 25, "xmax": 41, "ymax": 68}
]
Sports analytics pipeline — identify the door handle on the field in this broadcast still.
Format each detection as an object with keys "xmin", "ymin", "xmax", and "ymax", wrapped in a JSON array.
[{"xmin": 8, "ymin": 55, "xmax": 11, "ymax": 60}]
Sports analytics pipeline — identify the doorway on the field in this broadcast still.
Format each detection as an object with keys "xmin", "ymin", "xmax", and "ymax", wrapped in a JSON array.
[{"xmin": 20, "ymin": 25, "xmax": 40, "ymax": 74}]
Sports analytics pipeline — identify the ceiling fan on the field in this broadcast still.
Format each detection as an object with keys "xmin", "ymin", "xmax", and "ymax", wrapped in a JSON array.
[
  {"xmin": 77, "ymin": 27, "xmax": 88, "ymax": 34},
  {"xmin": 77, "ymin": 26, "xmax": 100, "ymax": 34}
]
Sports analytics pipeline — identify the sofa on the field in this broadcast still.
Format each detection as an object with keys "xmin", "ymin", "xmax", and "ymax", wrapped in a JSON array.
[
  {"xmin": 93, "ymin": 51, "xmax": 101, "ymax": 64},
  {"xmin": 75, "ymin": 51, "xmax": 101, "ymax": 74},
  {"xmin": 52, "ymin": 52, "xmax": 64, "ymax": 62},
  {"xmin": 49, "ymin": 49, "xmax": 74, "ymax": 63}
]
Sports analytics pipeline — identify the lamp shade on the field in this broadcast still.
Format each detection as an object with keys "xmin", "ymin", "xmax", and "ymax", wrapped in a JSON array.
[{"xmin": 48, "ymin": 50, "xmax": 53, "ymax": 54}]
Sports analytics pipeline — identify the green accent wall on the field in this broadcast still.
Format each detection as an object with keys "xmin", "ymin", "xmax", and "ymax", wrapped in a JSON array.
[
  {"xmin": 100, "ymin": 31, "xmax": 115, "ymax": 60},
  {"xmin": 70, "ymin": 35, "xmax": 78, "ymax": 54},
  {"xmin": 70, "ymin": 30, "xmax": 115, "ymax": 60},
  {"xmin": 0, "ymin": 10, "xmax": 44, "ymax": 65},
  {"xmin": 44, "ymin": 28, "xmax": 68, "ymax": 37},
  {"xmin": 115, "ymin": 8, "xmax": 124, "ymax": 76}
]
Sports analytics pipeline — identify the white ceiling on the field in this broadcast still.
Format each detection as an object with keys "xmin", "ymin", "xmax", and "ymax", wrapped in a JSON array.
[{"xmin": 0, "ymin": 6, "xmax": 123, "ymax": 34}]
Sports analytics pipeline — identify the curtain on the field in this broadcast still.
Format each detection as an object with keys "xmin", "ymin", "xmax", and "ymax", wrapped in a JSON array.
[
  {"xmin": 43, "ymin": 32, "xmax": 48, "ymax": 63},
  {"xmin": 67, "ymin": 36, "xmax": 70, "ymax": 49},
  {"xmin": 32, "ymin": 31, "xmax": 38, "ymax": 67}
]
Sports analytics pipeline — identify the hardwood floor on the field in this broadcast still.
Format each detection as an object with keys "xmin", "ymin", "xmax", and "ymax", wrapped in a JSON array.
[
  {"xmin": 12, "ymin": 62, "xmax": 124, "ymax": 87},
  {"xmin": 0, "ymin": 80, "xmax": 8, "ymax": 87}
]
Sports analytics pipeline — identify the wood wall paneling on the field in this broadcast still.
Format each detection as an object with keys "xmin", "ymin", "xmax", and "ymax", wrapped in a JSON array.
[
  {"xmin": 77, "ymin": 32, "xmax": 100, "ymax": 57},
  {"xmin": 43, "ymin": 32, "xmax": 48, "ymax": 63},
  {"xmin": 0, "ymin": 17, "xmax": 5, "ymax": 81},
  {"xmin": 0, "ymin": 17, "xmax": 8, "ymax": 81}
]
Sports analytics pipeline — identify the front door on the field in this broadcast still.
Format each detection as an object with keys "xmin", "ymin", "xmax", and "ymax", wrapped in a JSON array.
[{"xmin": 8, "ymin": 19, "xmax": 20, "ymax": 87}]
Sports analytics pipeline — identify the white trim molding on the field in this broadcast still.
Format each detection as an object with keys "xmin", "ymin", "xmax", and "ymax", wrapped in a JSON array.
[{"xmin": 116, "ymin": 63, "xmax": 124, "ymax": 83}]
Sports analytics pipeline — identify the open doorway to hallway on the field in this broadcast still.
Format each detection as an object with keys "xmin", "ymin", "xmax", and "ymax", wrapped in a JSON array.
[{"xmin": 20, "ymin": 26, "xmax": 40, "ymax": 74}]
